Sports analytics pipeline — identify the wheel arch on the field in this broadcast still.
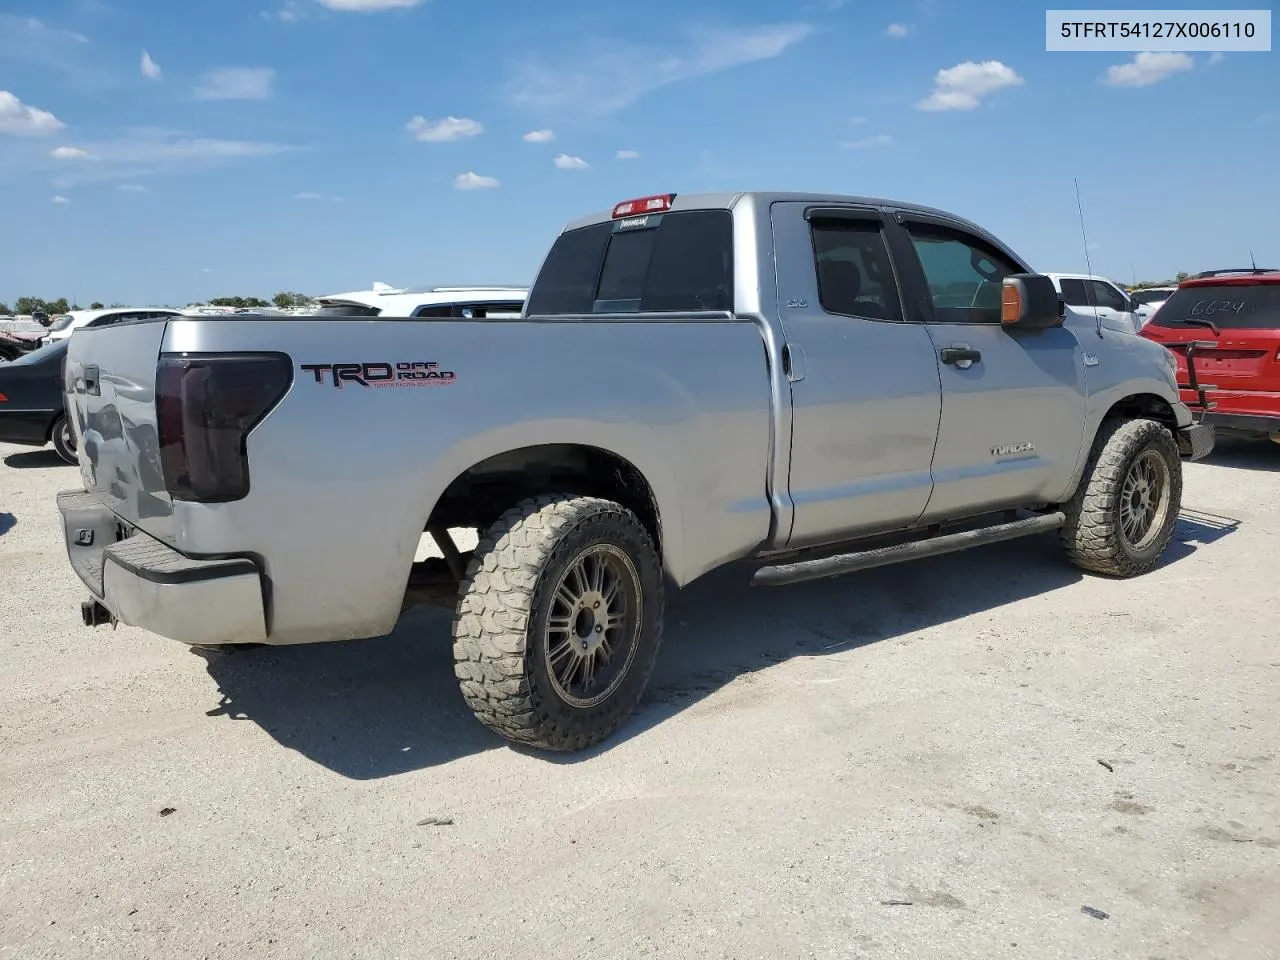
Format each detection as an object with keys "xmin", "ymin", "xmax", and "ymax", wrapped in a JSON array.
[
  {"xmin": 1057, "ymin": 390, "xmax": 1180, "ymax": 504},
  {"xmin": 422, "ymin": 437, "xmax": 684, "ymax": 582},
  {"xmin": 1101, "ymin": 392, "xmax": 1179, "ymax": 433}
]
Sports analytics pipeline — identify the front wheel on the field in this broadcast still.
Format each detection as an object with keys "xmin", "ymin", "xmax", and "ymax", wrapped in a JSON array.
[
  {"xmin": 51, "ymin": 413, "xmax": 77, "ymax": 465},
  {"xmin": 452, "ymin": 494, "xmax": 665, "ymax": 751},
  {"xmin": 1060, "ymin": 417, "xmax": 1182, "ymax": 577}
]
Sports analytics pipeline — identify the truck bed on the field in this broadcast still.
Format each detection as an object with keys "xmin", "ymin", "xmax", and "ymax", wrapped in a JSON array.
[{"xmin": 64, "ymin": 315, "xmax": 775, "ymax": 643}]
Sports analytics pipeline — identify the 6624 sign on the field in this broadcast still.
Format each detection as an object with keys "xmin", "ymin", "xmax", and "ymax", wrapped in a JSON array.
[{"xmin": 300, "ymin": 361, "xmax": 457, "ymax": 389}]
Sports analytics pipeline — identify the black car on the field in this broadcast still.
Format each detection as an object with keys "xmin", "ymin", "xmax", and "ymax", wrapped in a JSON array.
[{"xmin": 0, "ymin": 338, "xmax": 75, "ymax": 463}]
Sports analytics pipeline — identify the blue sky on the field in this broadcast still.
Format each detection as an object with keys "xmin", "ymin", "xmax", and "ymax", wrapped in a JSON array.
[{"xmin": 0, "ymin": 0, "xmax": 1276, "ymax": 306}]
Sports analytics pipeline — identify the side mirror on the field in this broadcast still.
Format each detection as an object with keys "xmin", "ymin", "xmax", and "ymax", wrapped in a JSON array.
[{"xmin": 1001, "ymin": 274, "xmax": 1064, "ymax": 330}]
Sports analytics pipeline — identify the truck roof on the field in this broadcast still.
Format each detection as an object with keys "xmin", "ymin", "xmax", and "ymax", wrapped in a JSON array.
[{"xmin": 561, "ymin": 191, "xmax": 1030, "ymax": 270}]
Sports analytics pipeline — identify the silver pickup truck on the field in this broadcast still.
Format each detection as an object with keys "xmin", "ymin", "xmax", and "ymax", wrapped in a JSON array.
[{"xmin": 58, "ymin": 191, "xmax": 1213, "ymax": 752}]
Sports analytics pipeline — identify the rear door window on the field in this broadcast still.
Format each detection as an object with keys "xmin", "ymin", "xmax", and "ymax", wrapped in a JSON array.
[
  {"xmin": 809, "ymin": 218, "xmax": 903, "ymax": 322},
  {"xmin": 526, "ymin": 211, "xmax": 734, "ymax": 315},
  {"xmin": 1150, "ymin": 284, "xmax": 1280, "ymax": 329}
]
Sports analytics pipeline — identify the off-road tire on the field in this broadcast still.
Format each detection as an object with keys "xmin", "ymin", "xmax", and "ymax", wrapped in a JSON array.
[
  {"xmin": 1061, "ymin": 417, "xmax": 1182, "ymax": 577},
  {"xmin": 452, "ymin": 495, "xmax": 664, "ymax": 751},
  {"xmin": 51, "ymin": 413, "xmax": 77, "ymax": 465}
]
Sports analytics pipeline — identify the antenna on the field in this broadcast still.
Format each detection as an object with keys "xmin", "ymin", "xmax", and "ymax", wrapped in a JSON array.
[
  {"xmin": 1074, "ymin": 178, "xmax": 1102, "ymax": 338},
  {"xmin": 1250, "ymin": 249, "xmax": 1258, "ymax": 272}
]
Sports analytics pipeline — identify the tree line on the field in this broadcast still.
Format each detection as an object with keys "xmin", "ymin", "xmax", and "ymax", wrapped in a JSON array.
[
  {"xmin": 1126, "ymin": 273, "xmax": 1190, "ymax": 292},
  {"xmin": 1, "ymin": 291, "xmax": 315, "ymax": 316}
]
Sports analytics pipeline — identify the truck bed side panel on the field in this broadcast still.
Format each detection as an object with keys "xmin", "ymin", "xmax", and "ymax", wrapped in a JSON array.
[{"xmin": 159, "ymin": 317, "xmax": 773, "ymax": 644}]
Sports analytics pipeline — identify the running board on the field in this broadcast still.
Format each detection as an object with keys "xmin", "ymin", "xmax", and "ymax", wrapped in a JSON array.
[{"xmin": 752, "ymin": 512, "xmax": 1066, "ymax": 587}]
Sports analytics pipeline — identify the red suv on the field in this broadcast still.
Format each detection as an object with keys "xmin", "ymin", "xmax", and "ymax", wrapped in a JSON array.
[{"xmin": 1141, "ymin": 270, "xmax": 1280, "ymax": 441}]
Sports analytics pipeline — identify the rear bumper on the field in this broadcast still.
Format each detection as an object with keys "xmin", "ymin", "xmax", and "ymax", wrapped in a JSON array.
[
  {"xmin": 1202, "ymin": 411, "xmax": 1280, "ymax": 438},
  {"xmin": 57, "ymin": 489, "xmax": 267, "ymax": 645}
]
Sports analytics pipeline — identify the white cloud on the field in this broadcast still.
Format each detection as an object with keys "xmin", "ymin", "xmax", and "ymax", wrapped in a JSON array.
[
  {"xmin": 141, "ymin": 49, "xmax": 161, "ymax": 80},
  {"xmin": 202, "ymin": 267, "xmax": 213, "ymax": 273},
  {"xmin": 842, "ymin": 134, "xmax": 893, "ymax": 149},
  {"xmin": 510, "ymin": 21, "xmax": 813, "ymax": 116},
  {"xmin": 294, "ymin": 191, "xmax": 323, "ymax": 200},
  {"xmin": 318, "ymin": 0, "xmax": 426, "ymax": 8},
  {"xmin": 52, "ymin": 145, "xmax": 98, "ymax": 160},
  {"xmin": 886, "ymin": 23, "xmax": 909, "ymax": 37},
  {"xmin": 1103, "ymin": 52, "xmax": 1193, "ymax": 88},
  {"xmin": 0, "ymin": 90, "xmax": 64, "ymax": 135},
  {"xmin": 48, "ymin": 127, "xmax": 299, "ymax": 188},
  {"xmin": 522, "ymin": 129, "xmax": 555, "ymax": 143},
  {"xmin": 917, "ymin": 60, "xmax": 1023, "ymax": 111},
  {"xmin": 406, "ymin": 115, "xmax": 483, "ymax": 142},
  {"xmin": 117, "ymin": 184, "xmax": 148, "ymax": 192},
  {"xmin": 616, "ymin": 149, "xmax": 640, "ymax": 160},
  {"xmin": 0, "ymin": 16, "xmax": 108, "ymax": 91},
  {"xmin": 52, "ymin": 195, "xmax": 70, "ymax": 203},
  {"xmin": 194, "ymin": 66, "xmax": 275, "ymax": 101},
  {"xmin": 1209, "ymin": 51, "xmax": 1225, "ymax": 65},
  {"xmin": 263, "ymin": 1, "xmax": 306, "ymax": 21},
  {"xmin": 554, "ymin": 153, "xmax": 589, "ymax": 170},
  {"xmin": 454, "ymin": 171, "xmax": 500, "ymax": 190},
  {"xmin": 332, "ymin": 196, "xmax": 344, "ymax": 203}
]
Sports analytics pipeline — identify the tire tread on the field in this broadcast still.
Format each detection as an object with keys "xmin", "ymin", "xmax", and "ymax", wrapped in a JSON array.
[
  {"xmin": 451, "ymin": 494, "xmax": 664, "ymax": 751},
  {"xmin": 1061, "ymin": 417, "xmax": 1181, "ymax": 577}
]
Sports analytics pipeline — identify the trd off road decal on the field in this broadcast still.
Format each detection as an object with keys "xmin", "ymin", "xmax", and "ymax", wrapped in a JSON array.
[{"xmin": 299, "ymin": 361, "xmax": 456, "ymax": 389}]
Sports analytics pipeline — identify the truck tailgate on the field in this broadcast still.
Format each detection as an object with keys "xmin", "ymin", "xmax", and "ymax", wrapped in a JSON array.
[{"xmin": 65, "ymin": 320, "xmax": 176, "ymax": 542}]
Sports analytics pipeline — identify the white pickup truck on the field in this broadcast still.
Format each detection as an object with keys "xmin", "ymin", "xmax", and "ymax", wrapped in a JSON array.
[{"xmin": 58, "ymin": 191, "xmax": 1212, "ymax": 751}]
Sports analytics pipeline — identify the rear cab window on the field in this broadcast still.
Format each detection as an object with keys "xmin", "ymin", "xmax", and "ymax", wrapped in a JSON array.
[
  {"xmin": 525, "ymin": 210, "xmax": 734, "ymax": 316},
  {"xmin": 1151, "ymin": 282, "xmax": 1280, "ymax": 329}
]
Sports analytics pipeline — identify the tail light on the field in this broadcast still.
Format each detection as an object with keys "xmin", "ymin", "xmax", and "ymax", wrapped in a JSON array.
[
  {"xmin": 611, "ymin": 193, "xmax": 675, "ymax": 218},
  {"xmin": 156, "ymin": 352, "xmax": 292, "ymax": 502}
]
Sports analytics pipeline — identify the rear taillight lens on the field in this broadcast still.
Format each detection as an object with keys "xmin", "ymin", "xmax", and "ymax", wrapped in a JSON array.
[{"xmin": 156, "ymin": 352, "xmax": 292, "ymax": 502}]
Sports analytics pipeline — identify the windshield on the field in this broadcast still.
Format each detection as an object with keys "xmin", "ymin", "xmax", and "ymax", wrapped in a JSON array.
[
  {"xmin": 7, "ymin": 339, "xmax": 68, "ymax": 366},
  {"xmin": 48, "ymin": 315, "xmax": 75, "ymax": 331},
  {"xmin": 306, "ymin": 301, "xmax": 381, "ymax": 317},
  {"xmin": 1151, "ymin": 284, "xmax": 1280, "ymax": 330}
]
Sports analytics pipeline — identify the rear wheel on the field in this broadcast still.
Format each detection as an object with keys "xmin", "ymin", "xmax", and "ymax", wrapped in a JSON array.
[
  {"xmin": 452, "ymin": 494, "xmax": 664, "ymax": 751},
  {"xmin": 51, "ymin": 413, "xmax": 77, "ymax": 465},
  {"xmin": 1061, "ymin": 417, "xmax": 1181, "ymax": 577}
]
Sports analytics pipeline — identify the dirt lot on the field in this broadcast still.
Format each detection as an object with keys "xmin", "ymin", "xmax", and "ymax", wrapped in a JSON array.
[{"xmin": 1, "ymin": 438, "xmax": 1278, "ymax": 960}]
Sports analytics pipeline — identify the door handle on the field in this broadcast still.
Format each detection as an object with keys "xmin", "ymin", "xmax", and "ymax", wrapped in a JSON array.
[
  {"xmin": 80, "ymin": 364, "xmax": 100, "ymax": 396},
  {"xmin": 940, "ymin": 347, "xmax": 981, "ymax": 366}
]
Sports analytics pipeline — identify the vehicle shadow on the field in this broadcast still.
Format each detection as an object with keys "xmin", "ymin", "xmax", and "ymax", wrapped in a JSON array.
[
  {"xmin": 3, "ymin": 449, "xmax": 66, "ymax": 469},
  {"xmin": 0, "ymin": 512, "xmax": 14, "ymax": 537},
  {"xmin": 198, "ymin": 513, "xmax": 1237, "ymax": 780},
  {"xmin": 1201, "ymin": 437, "xmax": 1280, "ymax": 473}
]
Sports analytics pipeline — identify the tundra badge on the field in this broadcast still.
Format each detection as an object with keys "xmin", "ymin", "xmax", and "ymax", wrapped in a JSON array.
[{"xmin": 991, "ymin": 441, "xmax": 1035, "ymax": 457}]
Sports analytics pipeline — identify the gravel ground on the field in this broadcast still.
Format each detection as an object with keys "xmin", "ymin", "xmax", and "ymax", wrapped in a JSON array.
[{"xmin": 1, "ymin": 438, "xmax": 1278, "ymax": 960}]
